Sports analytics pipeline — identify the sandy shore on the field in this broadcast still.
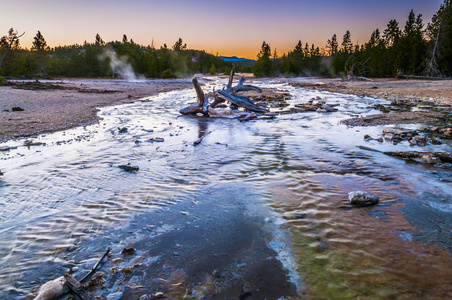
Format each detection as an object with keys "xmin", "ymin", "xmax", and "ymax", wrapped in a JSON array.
[
  {"xmin": 0, "ymin": 79, "xmax": 192, "ymax": 143},
  {"xmin": 285, "ymin": 77, "xmax": 452, "ymax": 106},
  {"xmin": 1, "ymin": 77, "xmax": 452, "ymax": 143}
]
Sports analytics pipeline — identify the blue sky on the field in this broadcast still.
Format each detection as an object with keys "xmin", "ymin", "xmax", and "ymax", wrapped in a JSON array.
[{"xmin": 0, "ymin": 0, "xmax": 444, "ymax": 58}]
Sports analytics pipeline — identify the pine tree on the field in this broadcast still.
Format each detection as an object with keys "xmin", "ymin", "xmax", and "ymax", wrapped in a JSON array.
[
  {"xmin": 31, "ymin": 31, "xmax": 48, "ymax": 51},
  {"xmin": 341, "ymin": 31, "xmax": 353, "ymax": 53},
  {"xmin": 254, "ymin": 41, "xmax": 273, "ymax": 77},
  {"xmin": 398, "ymin": 10, "xmax": 426, "ymax": 74},
  {"xmin": 172, "ymin": 38, "xmax": 187, "ymax": 51},
  {"xmin": 326, "ymin": 34, "xmax": 338, "ymax": 56},
  {"xmin": 95, "ymin": 34, "xmax": 105, "ymax": 46},
  {"xmin": 383, "ymin": 19, "xmax": 401, "ymax": 46}
]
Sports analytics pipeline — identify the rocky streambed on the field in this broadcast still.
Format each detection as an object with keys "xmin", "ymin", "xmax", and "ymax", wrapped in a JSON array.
[{"xmin": 0, "ymin": 77, "xmax": 451, "ymax": 299}]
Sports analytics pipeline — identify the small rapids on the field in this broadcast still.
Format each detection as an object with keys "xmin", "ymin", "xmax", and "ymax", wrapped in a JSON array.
[{"xmin": 0, "ymin": 77, "xmax": 451, "ymax": 299}]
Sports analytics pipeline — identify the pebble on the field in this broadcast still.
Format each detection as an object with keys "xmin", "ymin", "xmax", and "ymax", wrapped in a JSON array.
[
  {"xmin": 322, "ymin": 104, "xmax": 337, "ymax": 112},
  {"xmin": 106, "ymin": 291, "xmax": 123, "ymax": 300},
  {"xmin": 153, "ymin": 292, "xmax": 165, "ymax": 299},
  {"xmin": 149, "ymin": 137, "xmax": 164, "ymax": 142},
  {"xmin": 111, "ymin": 258, "xmax": 123, "ymax": 264}
]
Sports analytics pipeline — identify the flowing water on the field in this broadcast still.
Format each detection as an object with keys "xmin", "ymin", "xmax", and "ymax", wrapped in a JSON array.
[{"xmin": 0, "ymin": 78, "xmax": 451, "ymax": 299}]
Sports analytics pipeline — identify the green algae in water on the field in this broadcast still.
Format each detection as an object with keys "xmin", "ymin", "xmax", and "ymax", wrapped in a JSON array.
[{"xmin": 290, "ymin": 231, "xmax": 411, "ymax": 299}]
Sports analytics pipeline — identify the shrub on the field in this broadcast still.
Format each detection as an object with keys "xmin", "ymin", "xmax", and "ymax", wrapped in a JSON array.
[
  {"xmin": 209, "ymin": 64, "xmax": 216, "ymax": 75},
  {"xmin": 162, "ymin": 68, "xmax": 176, "ymax": 78}
]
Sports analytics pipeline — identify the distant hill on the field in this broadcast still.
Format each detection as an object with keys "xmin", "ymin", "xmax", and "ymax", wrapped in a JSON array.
[{"xmin": 219, "ymin": 56, "xmax": 255, "ymax": 62}]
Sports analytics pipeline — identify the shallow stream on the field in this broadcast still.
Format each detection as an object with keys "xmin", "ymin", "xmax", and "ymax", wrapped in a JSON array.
[{"xmin": 1, "ymin": 78, "xmax": 451, "ymax": 299}]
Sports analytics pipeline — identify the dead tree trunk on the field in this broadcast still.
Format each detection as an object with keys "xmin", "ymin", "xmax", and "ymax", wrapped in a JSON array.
[
  {"xmin": 425, "ymin": 11, "xmax": 444, "ymax": 77},
  {"xmin": 64, "ymin": 274, "xmax": 96, "ymax": 300},
  {"xmin": 227, "ymin": 64, "xmax": 235, "ymax": 90},
  {"xmin": 179, "ymin": 78, "xmax": 209, "ymax": 115},
  {"xmin": 232, "ymin": 76, "xmax": 263, "ymax": 93}
]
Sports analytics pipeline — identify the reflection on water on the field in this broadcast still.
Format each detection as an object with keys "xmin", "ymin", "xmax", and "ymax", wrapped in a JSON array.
[{"xmin": 0, "ymin": 78, "xmax": 451, "ymax": 298}]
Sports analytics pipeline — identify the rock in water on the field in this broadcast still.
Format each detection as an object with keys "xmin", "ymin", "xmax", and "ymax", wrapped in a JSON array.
[
  {"xmin": 421, "ymin": 154, "xmax": 440, "ymax": 164},
  {"xmin": 34, "ymin": 276, "xmax": 66, "ymax": 300},
  {"xmin": 119, "ymin": 164, "xmax": 139, "ymax": 172},
  {"xmin": 348, "ymin": 191, "xmax": 379, "ymax": 206}
]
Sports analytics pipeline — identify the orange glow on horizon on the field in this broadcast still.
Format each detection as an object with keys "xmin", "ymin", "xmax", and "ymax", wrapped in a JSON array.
[{"xmin": 1, "ymin": 0, "xmax": 440, "ymax": 60}]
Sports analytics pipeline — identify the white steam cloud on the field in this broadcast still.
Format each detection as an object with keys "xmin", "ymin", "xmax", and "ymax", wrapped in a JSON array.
[{"xmin": 98, "ymin": 49, "xmax": 143, "ymax": 81}]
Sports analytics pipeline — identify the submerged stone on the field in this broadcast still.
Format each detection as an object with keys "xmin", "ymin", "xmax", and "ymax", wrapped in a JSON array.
[
  {"xmin": 121, "ymin": 247, "xmax": 136, "ymax": 256},
  {"xmin": 422, "ymin": 154, "xmax": 440, "ymax": 164},
  {"xmin": 34, "ymin": 276, "xmax": 66, "ymax": 300},
  {"xmin": 283, "ymin": 211, "xmax": 307, "ymax": 220},
  {"xmin": 348, "ymin": 191, "xmax": 379, "ymax": 206}
]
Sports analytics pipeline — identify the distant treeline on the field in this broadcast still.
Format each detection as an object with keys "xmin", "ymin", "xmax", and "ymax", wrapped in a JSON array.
[
  {"xmin": 1, "ymin": 0, "xmax": 451, "ymax": 80},
  {"xmin": 0, "ymin": 34, "xmax": 230, "ymax": 80}
]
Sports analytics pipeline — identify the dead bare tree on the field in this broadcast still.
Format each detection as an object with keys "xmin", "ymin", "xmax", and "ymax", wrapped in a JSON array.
[
  {"xmin": 424, "ymin": 13, "xmax": 444, "ymax": 77},
  {"xmin": 0, "ymin": 28, "xmax": 25, "ymax": 71},
  {"xmin": 344, "ymin": 51, "xmax": 371, "ymax": 81}
]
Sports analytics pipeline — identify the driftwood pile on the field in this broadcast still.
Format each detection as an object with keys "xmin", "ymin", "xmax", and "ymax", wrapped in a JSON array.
[{"xmin": 179, "ymin": 65, "xmax": 268, "ymax": 116}]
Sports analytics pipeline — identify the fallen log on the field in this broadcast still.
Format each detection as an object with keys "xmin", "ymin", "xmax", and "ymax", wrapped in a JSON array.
[
  {"xmin": 383, "ymin": 151, "xmax": 452, "ymax": 163},
  {"xmin": 210, "ymin": 87, "xmax": 226, "ymax": 108},
  {"xmin": 358, "ymin": 146, "xmax": 452, "ymax": 164},
  {"xmin": 64, "ymin": 274, "xmax": 96, "ymax": 300},
  {"xmin": 217, "ymin": 90, "xmax": 267, "ymax": 113}
]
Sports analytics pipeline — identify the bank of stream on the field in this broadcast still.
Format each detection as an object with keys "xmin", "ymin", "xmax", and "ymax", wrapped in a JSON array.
[{"xmin": 0, "ymin": 77, "xmax": 451, "ymax": 299}]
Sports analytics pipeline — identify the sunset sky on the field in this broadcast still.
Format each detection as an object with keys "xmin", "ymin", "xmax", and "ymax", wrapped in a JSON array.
[{"xmin": 1, "ymin": 0, "xmax": 443, "ymax": 58}]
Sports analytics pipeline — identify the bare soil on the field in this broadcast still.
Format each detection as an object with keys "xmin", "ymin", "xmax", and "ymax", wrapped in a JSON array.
[
  {"xmin": 0, "ymin": 79, "xmax": 191, "ymax": 143},
  {"xmin": 341, "ymin": 111, "xmax": 447, "ymax": 127},
  {"xmin": 287, "ymin": 77, "xmax": 452, "ymax": 106}
]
